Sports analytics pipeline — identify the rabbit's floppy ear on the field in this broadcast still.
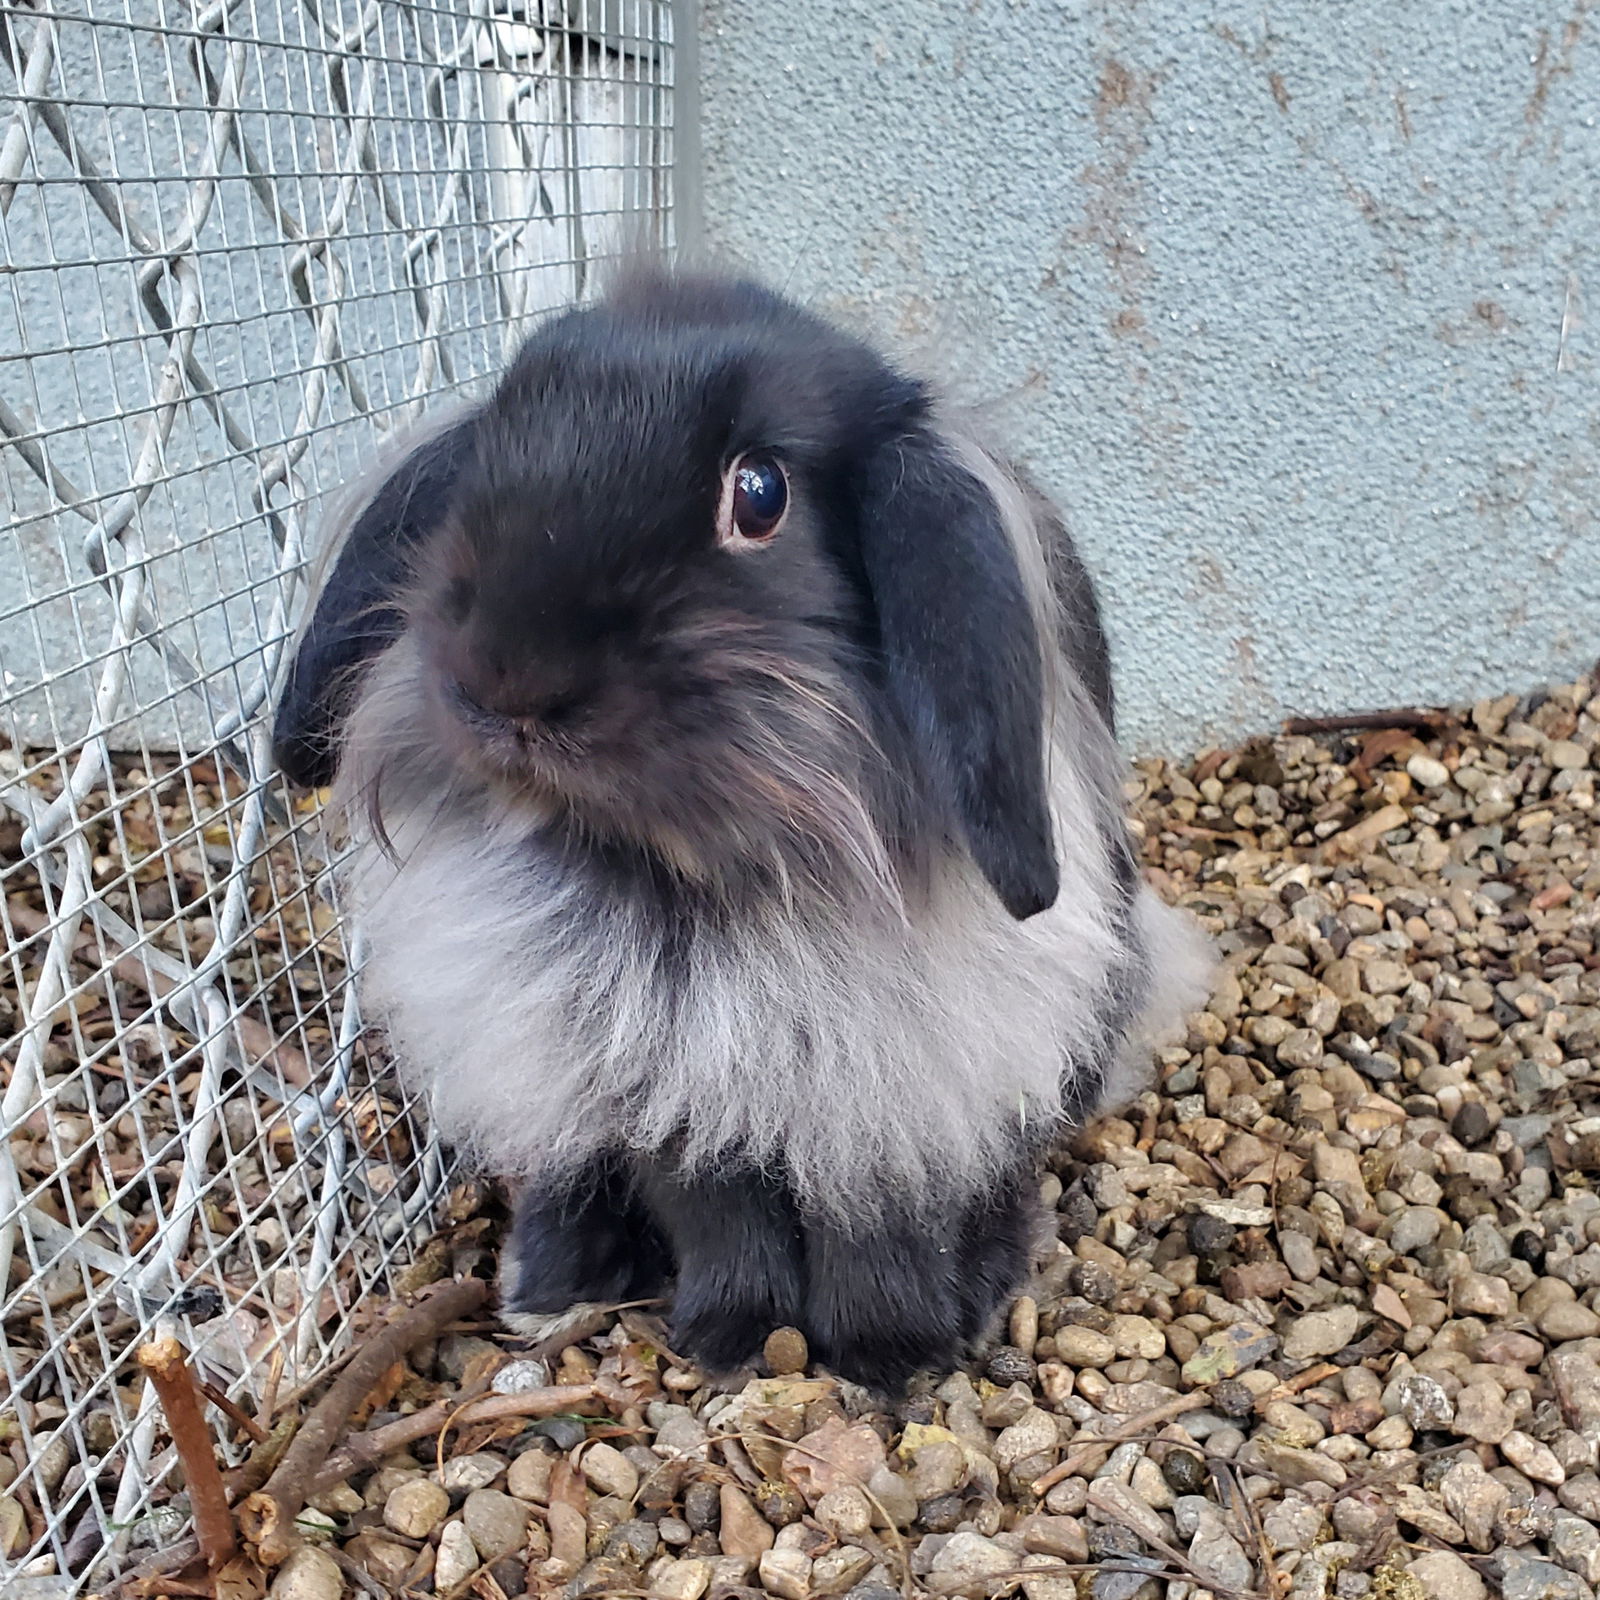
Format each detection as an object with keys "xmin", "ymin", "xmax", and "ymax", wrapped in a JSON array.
[
  {"xmin": 855, "ymin": 424, "xmax": 1059, "ymax": 920},
  {"xmin": 272, "ymin": 416, "xmax": 475, "ymax": 787}
]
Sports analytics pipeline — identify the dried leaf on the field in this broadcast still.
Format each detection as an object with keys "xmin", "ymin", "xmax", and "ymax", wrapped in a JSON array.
[{"xmin": 779, "ymin": 1416, "xmax": 887, "ymax": 1505}]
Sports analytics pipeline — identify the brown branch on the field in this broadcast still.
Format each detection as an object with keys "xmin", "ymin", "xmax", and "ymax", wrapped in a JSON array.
[
  {"xmin": 1030, "ymin": 1391, "xmax": 1209, "ymax": 1496},
  {"xmin": 311, "ymin": 1382, "xmax": 603, "ymax": 1495},
  {"xmin": 136, "ymin": 1337, "xmax": 238, "ymax": 1572},
  {"xmin": 238, "ymin": 1277, "xmax": 489, "ymax": 1566},
  {"xmin": 1281, "ymin": 708, "xmax": 1449, "ymax": 736}
]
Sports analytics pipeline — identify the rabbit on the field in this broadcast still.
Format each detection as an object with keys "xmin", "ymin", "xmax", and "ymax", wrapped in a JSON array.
[{"xmin": 272, "ymin": 265, "xmax": 1213, "ymax": 1391}]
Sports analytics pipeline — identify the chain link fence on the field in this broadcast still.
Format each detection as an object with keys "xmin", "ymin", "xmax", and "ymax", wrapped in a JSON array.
[{"xmin": 0, "ymin": 0, "xmax": 681, "ymax": 1585}]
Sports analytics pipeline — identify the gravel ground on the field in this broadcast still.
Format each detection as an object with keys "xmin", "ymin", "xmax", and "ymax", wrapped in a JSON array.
[
  {"xmin": 245, "ymin": 671, "xmax": 1600, "ymax": 1600},
  {"xmin": 16, "ymin": 674, "xmax": 1600, "ymax": 1599}
]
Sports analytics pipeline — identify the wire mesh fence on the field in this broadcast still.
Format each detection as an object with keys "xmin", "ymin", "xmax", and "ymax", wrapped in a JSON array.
[{"xmin": 0, "ymin": 0, "xmax": 680, "ymax": 1585}]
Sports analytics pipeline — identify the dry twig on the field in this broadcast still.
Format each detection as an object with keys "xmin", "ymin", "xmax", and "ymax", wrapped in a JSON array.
[
  {"xmin": 136, "ymin": 1336, "xmax": 238, "ymax": 1572},
  {"xmin": 313, "ymin": 1381, "xmax": 602, "ymax": 1494},
  {"xmin": 1030, "ymin": 1390, "xmax": 1209, "ymax": 1495},
  {"xmin": 239, "ymin": 1276, "xmax": 490, "ymax": 1565}
]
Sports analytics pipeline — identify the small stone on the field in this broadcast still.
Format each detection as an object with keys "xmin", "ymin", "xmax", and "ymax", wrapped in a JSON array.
[
  {"xmin": 995, "ymin": 1408, "xmax": 1059, "ymax": 1473},
  {"xmin": 1189, "ymin": 1212, "xmax": 1237, "ymax": 1255},
  {"xmin": 903, "ymin": 1435, "xmax": 968, "ymax": 1500},
  {"xmin": 0, "ymin": 1497, "xmax": 27, "ymax": 1560},
  {"xmin": 812, "ymin": 1546, "xmax": 874, "ymax": 1595},
  {"xmin": 816, "ymin": 1486, "xmax": 873, "ymax": 1543},
  {"xmin": 1398, "ymin": 1373, "xmax": 1455, "ymax": 1431},
  {"xmin": 1280, "ymin": 1230, "xmax": 1321, "ymax": 1281},
  {"xmin": 611, "ymin": 1523, "xmax": 666, "ymax": 1575},
  {"xmin": 1244, "ymin": 1439, "xmax": 1347, "ymax": 1488},
  {"xmin": 1221, "ymin": 1259, "xmax": 1293, "ymax": 1301},
  {"xmin": 1453, "ymin": 1382, "xmax": 1516, "ymax": 1444},
  {"xmin": 719, "ymin": 1485, "xmax": 775, "ymax": 1559},
  {"xmin": 987, "ymin": 1346, "xmax": 1036, "ymax": 1385},
  {"xmin": 1011, "ymin": 1295, "xmax": 1040, "ymax": 1355},
  {"xmin": 929, "ymin": 1532, "xmax": 1015, "ymax": 1588},
  {"xmin": 508, "ymin": 1447, "xmax": 554, "ymax": 1501},
  {"xmin": 684, "ymin": 1480, "xmax": 721, "ymax": 1533},
  {"xmin": 764, "ymin": 1326, "xmax": 809, "ymax": 1375},
  {"xmin": 1092, "ymin": 1481, "xmax": 1169, "ymax": 1549},
  {"xmin": 650, "ymin": 1557, "xmax": 713, "ymax": 1600},
  {"xmin": 1018, "ymin": 1515, "xmax": 1089, "ymax": 1561},
  {"xmin": 866, "ymin": 1464, "xmax": 917, "ymax": 1529},
  {"xmin": 384, "ymin": 1476, "xmax": 449, "ymax": 1538},
  {"xmin": 1503, "ymin": 1429, "xmax": 1567, "ymax": 1486},
  {"xmin": 1283, "ymin": 1304, "xmax": 1362, "ymax": 1361},
  {"xmin": 1190, "ymin": 1521, "xmax": 1254, "ymax": 1592},
  {"xmin": 758, "ymin": 1547, "xmax": 813, "ymax": 1600},
  {"xmin": 436, "ymin": 1520, "xmax": 481, "ymax": 1590},
  {"xmin": 1181, "ymin": 1320, "xmax": 1278, "ymax": 1384},
  {"xmin": 582, "ymin": 1442, "xmax": 640, "ymax": 1500},
  {"xmin": 1541, "ymin": 1300, "xmax": 1600, "ymax": 1341},
  {"xmin": 1497, "ymin": 1552, "xmax": 1596, "ymax": 1600},
  {"xmin": 440, "ymin": 1452, "xmax": 506, "ymax": 1492},
  {"xmin": 1439, "ymin": 1458, "xmax": 1509, "ymax": 1552},
  {"xmin": 269, "ymin": 1544, "xmax": 344, "ymax": 1600},
  {"xmin": 1407, "ymin": 754, "xmax": 1451, "ymax": 789},
  {"xmin": 463, "ymin": 1489, "xmax": 529, "ymax": 1561},
  {"xmin": 1548, "ymin": 740, "xmax": 1591, "ymax": 770},
  {"xmin": 1406, "ymin": 1550, "xmax": 1486, "ymax": 1600},
  {"xmin": 490, "ymin": 1358, "xmax": 552, "ymax": 1394},
  {"xmin": 1055, "ymin": 1326, "xmax": 1117, "ymax": 1367},
  {"xmin": 1263, "ymin": 1495, "xmax": 1325, "ymax": 1555},
  {"xmin": 1551, "ymin": 1512, "xmax": 1600, "ymax": 1587},
  {"xmin": 1454, "ymin": 1272, "xmax": 1515, "ymax": 1317},
  {"xmin": 917, "ymin": 1492, "xmax": 966, "ymax": 1533},
  {"xmin": 654, "ymin": 1410, "xmax": 710, "ymax": 1456}
]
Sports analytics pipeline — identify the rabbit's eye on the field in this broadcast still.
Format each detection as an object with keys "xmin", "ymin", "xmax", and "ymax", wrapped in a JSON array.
[{"xmin": 719, "ymin": 452, "xmax": 788, "ymax": 547}]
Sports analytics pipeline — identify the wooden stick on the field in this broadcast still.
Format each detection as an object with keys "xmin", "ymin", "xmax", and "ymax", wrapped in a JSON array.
[
  {"xmin": 239, "ymin": 1276, "xmax": 489, "ymax": 1566},
  {"xmin": 1282, "ymin": 709, "xmax": 1448, "ymax": 736},
  {"xmin": 1030, "ymin": 1391, "xmax": 1209, "ymax": 1496},
  {"xmin": 311, "ymin": 1382, "xmax": 602, "ymax": 1494},
  {"xmin": 136, "ymin": 1337, "xmax": 238, "ymax": 1572}
]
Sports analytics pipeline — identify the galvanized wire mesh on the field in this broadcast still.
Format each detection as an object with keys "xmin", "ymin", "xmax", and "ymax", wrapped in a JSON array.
[{"xmin": 0, "ymin": 0, "xmax": 679, "ymax": 1585}]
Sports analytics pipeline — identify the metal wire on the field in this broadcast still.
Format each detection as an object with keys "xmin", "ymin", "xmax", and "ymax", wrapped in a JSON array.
[{"xmin": 0, "ymin": 0, "xmax": 678, "ymax": 1585}]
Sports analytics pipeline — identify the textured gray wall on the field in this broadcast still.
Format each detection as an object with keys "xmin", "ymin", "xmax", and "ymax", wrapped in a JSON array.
[{"xmin": 697, "ymin": 0, "xmax": 1599, "ymax": 753}]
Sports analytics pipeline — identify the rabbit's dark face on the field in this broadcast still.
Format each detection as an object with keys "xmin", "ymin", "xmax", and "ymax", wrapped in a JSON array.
[{"xmin": 407, "ymin": 279, "xmax": 925, "ymax": 884}]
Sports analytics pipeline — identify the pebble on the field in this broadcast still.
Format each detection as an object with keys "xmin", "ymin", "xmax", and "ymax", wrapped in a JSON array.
[
  {"xmin": 1283, "ymin": 1303, "xmax": 1362, "ymax": 1360},
  {"xmin": 758, "ymin": 1547, "xmax": 813, "ymax": 1600},
  {"xmin": 463, "ymin": 1489, "xmax": 529, "ymax": 1560},
  {"xmin": 812, "ymin": 1545, "xmax": 875, "ymax": 1594},
  {"xmin": 994, "ymin": 1407, "xmax": 1059, "ymax": 1472},
  {"xmin": 1503, "ymin": 1429, "xmax": 1567, "ymax": 1486},
  {"xmin": 930, "ymin": 1532, "xmax": 1018, "ymax": 1587},
  {"xmin": 268, "ymin": 1545, "xmax": 344, "ymax": 1600},
  {"xmin": 1453, "ymin": 1381, "xmax": 1516, "ymax": 1443},
  {"xmin": 1055, "ymin": 1326, "xmax": 1117, "ymax": 1367},
  {"xmin": 1407, "ymin": 754, "xmax": 1452, "ymax": 788},
  {"xmin": 507, "ymin": 1447, "xmax": 554, "ymax": 1502},
  {"xmin": 1541, "ymin": 1300, "xmax": 1600, "ymax": 1341},
  {"xmin": 1407, "ymin": 1550, "xmax": 1487, "ymax": 1600},
  {"xmin": 439, "ymin": 1452, "xmax": 506, "ymax": 1493},
  {"xmin": 792, "ymin": 1483, "xmax": 864, "ymax": 1544},
  {"xmin": 650, "ymin": 1557, "xmax": 713, "ymax": 1600},
  {"xmin": 1497, "ymin": 1552, "xmax": 1597, "ymax": 1600},
  {"xmin": 435, "ymin": 1520, "xmax": 480, "ymax": 1590},
  {"xmin": 581, "ymin": 1442, "xmax": 640, "ymax": 1500},
  {"xmin": 1398, "ymin": 1373, "xmax": 1456, "ymax": 1431},
  {"xmin": 718, "ymin": 1485, "xmax": 775, "ymax": 1558},
  {"xmin": 384, "ymin": 1477, "xmax": 449, "ymax": 1539}
]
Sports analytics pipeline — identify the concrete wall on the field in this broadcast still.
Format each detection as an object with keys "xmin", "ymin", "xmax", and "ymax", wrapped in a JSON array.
[{"xmin": 696, "ymin": 1, "xmax": 1600, "ymax": 754}]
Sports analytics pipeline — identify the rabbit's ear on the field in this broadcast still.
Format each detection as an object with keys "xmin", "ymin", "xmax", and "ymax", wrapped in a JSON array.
[
  {"xmin": 855, "ymin": 426, "xmax": 1058, "ymax": 920},
  {"xmin": 272, "ymin": 417, "xmax": 475, "ymax": 787}
]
